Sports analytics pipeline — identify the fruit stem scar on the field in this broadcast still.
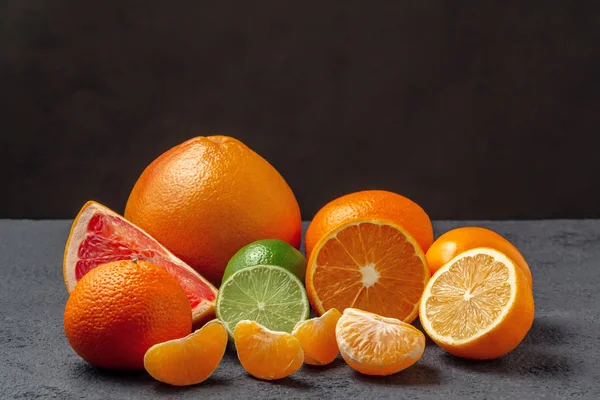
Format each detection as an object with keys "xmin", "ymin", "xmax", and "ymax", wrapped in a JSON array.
[{"xmin": 360, "ymin": 264, "xmax": 379, "ymax": 288}]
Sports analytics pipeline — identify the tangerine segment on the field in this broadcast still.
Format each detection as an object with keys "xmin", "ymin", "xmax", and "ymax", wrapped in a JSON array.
[
  {"xmin": 336, "ymin": 308, "xmax": 425, "ymax": 376},
  {"xmin": 292, "ymin": 308, "xmax": 342, "ymax": 365},
  {"xmin": 419, "ymin": 248, "xmax": 534, "ymax": 360},
  {"xmin": 234, "ymin": 320, "xmax": 304, "ymax": 380},
  {"xmin": 143, "ymin": 320, "xmax": 227, "ymax": 386},
  {"xmin": 306, "ymin": 219, "xmax": 430, "ymax": 323}
]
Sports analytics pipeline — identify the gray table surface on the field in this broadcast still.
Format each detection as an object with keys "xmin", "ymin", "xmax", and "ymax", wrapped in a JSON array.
[{"xmin": 1, "ymin": 220, "xmax": 599, "ymax": 399}]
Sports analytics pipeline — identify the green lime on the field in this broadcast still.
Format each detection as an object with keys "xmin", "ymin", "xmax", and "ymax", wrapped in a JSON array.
[
  {"xmin": 216, "ymin": 264, "xmax": 310, "ymax": 339},
  {"xmin": 222, "ymin": 239, "xmax": 307, "ymax": 284}
]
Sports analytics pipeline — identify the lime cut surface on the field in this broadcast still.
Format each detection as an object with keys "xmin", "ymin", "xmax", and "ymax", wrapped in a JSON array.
[{"xmin": 216, "ymin": 265, "xmax": 310, "ymax": 338}]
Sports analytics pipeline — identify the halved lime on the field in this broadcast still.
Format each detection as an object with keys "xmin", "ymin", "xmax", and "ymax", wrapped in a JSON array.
[{"xmin": 216, "ymin": 265, "xmax": 310, "ymax": 339}]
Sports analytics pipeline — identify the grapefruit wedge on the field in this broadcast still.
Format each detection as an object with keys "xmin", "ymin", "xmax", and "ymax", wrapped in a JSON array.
[{"xmin": 64, "ymin": 201, "xmax": 218, "ymax": 326}]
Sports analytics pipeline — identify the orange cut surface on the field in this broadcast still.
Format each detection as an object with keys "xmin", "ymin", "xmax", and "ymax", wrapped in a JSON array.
[
  {"xmin": 292, "ymin": 308, "xmax": 342, "ymax": 365},
  {"xmin": 419, "ymin": 248, "xmax": 534, "ymax": 360},
  {"xmin": 336, "ymin": 308, "xmax": 425, "ymax": 376},
  {"xmin": 306, "ymin": 219, "xmax": 430, "ymax": 323},
  {"xmin": 426, "ymin": 226, "xmax": 532, "ymax": 286},
  {"xmin": 144, "ymin": 320, "xmax": 227, "ymax": 386},
  {"xmin": 234, "ymin": 320, "xmax": 304, "ymax": 380}
]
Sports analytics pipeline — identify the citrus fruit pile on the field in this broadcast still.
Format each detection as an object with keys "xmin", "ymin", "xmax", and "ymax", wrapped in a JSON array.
[{"xmin": 62, "ymin": 135, "xmax": 535, "ymax": 387}]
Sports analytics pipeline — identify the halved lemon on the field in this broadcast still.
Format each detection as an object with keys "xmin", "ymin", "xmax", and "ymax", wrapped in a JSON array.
[{"xmin": 419, "ymin": 247, "xmax": 534, "ymax": 360}]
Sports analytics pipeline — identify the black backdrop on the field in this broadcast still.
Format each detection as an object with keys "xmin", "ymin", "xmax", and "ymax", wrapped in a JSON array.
[{"xmin": 2, "ymin": 1, "xmax": 600, "ymax": 220}]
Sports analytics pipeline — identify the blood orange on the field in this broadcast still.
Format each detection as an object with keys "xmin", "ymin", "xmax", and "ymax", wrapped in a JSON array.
[{"xmin": 63, "ymin": 201, "xmax": 217, "ymax": 326}]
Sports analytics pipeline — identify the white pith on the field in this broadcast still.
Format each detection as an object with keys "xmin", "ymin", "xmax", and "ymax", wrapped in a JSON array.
[
  {"xmin": 360, "ymin": 263, "xmax": 380, "ymax": 287},
  {"xmin": 64, "ymin": 205, "xmax": 96, "ymax": 289},
  {"xmin": 419, "ymin": 247, "xmax": 518, "ymax": 345}
]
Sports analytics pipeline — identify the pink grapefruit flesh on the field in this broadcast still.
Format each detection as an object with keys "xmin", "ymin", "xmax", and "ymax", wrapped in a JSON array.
[{"xmin": 64, "ymin": 201, "xmax": 218, "ymax": 326}]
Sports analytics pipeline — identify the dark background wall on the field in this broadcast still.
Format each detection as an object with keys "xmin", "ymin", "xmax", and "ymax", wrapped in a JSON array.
[{"xmin": 2, "ymin": 0, "xmax": 599, "ymax": 220}]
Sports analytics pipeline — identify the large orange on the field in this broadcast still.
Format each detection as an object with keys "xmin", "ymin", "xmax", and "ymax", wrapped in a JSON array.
[
  {"xmin": 305, "ymin": 190, "xmax": 433, "ymax": 258},
  {"xmin": 64, "ymin": 260, "xmax": 192, "ymax": 370},
  {"xmin": 425, "ymin": 227, "xmax": 532, "ymax": 286},
  {"xmin": 124, "ymin": 136, "xmax": 302, "ymax": 284}
]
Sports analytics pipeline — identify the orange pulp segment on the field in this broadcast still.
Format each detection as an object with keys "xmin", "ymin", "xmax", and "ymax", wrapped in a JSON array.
[
  {"xmin": 336, "ymin": 308, "xmax": 425, "ymax": 376},
  {"xmin": 419, "ymin": 248, "xmax": 534, "ymax": 360},
  {"xmin": 234, "ymin": 320, "xmax": 304, "ymax": 380},
  {"xmin": 292, "ymin": 308, "xmax": 342, "ymax": 365},
  {"xmin": 143, "ymin": 320, "xmax": 227, "ymax": 386},
  {"xmin": 306, "ymin": 219, "xmax": 430, "ymax": 323}
]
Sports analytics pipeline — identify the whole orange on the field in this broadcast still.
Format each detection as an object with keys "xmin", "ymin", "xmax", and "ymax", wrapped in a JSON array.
[
  {"xmin": 64, "ymin": 260, "xmax": 192, "ymax": 370},
  {"xmin": 124, "ymin": 136, "xmax": 302, "ymax": 284},
  {"xmin": 305, "ymin": 190, "xmax": 433, "ymax": 257},
  {"xmin": 425, "ymin": 226, "xmax": 532, "ymax": 286}
]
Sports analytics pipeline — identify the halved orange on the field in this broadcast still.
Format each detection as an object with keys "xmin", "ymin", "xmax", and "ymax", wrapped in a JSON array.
[
  {"xmin": 419, "ymin": 248, "xmax": 535, "ymax": 360},
  {"xmin": 306, "ymin": 219, "xmax": 430, "ymax": 323},
  {"xmin": 292, "ymin": 308, "xmax": 342, "ymax": 365},
  {"xmin": 336, "ymin": 308, "xmax": 425, "ymax": 376},
  {"xmin": 143, "ymin": 320, "xmax": 227, "ymax": 386},
  {"xmin": 234, "ymin": 320, "xmax": 304, "ymax": 380}
]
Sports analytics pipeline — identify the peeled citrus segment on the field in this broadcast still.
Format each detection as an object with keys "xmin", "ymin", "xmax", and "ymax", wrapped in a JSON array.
[
  {"xmin": 419, "ymin": 247, "xmax": 534, "ymax": 360},
  {"xmin": 234, "ymin": 320, "xmax": 304, "ymax": 380},
  {"xmin": 63, "ymin": 201, "xmax": 218, "ymax": 325},
  {"xmin": 306, "ymin": 219, "xmax": 430, "ymax": 323},
  {"xmin": 336, "ymin": 308, "xmax": 425, "ymax": 376},
  {"xmin": 292, "ymin": 308, "xmax": 342, "ymax": 365},
  {"xmin": 144, "ymin": 320, "xmax": 227, "ymax": 386}
]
